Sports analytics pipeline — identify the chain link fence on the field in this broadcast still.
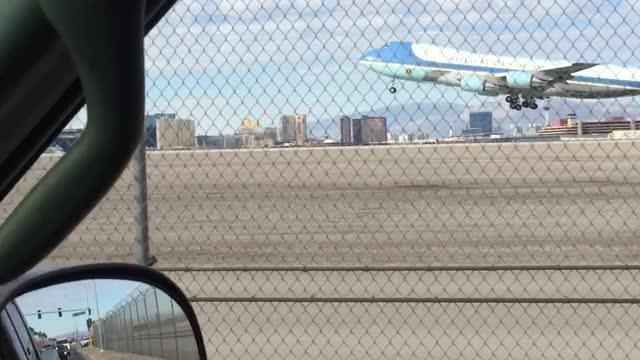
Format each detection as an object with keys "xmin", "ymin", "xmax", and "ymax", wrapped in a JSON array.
[
  {"xmin": 165, "ymin": 266, "xmax": 640, "ymax": 359},
  {"xmin": 93, "ymin": 283, "xmax": 198, "ymax": 359},
  {"xmin": 3, "ymin": 0, "xmax": 640, "ymax": 358}
]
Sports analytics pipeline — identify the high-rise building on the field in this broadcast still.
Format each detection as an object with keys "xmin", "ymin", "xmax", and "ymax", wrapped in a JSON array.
[
  {"xmin": 241, "ymin": 119, "xmax": 261, "ymax": 130},
  {"xmin": 263, "ymin": 127, "xmax": 278, "ymax": 144},
  {"xmin": 340, "ymin": 116, "xmax": 352, "ymax": 144},
  {"xmin": 156, "ymin": 118, "xmax": 195, "ymax": 150},
  {"xmin": 361, "ymin": 116, "xmax": 388, "ymax": 144},
  {"xmin": 145, "ymin": 113, "xmax": 176, "ymax": 148},
  {"xmin": 196, "ymin": 135, "xmax": 225, "ymax": 149},
  {"xmin": 280, "ymin": 114, "xmax": 307, "ymax": 145},
  {"xmin": 237, "ymin": 119, "xmax": 263, "ymax": 135},
  {"xmin": 352, "ymin": 118, "xmax": 362, "ymax": 145},
  {"xmin": 280, "ymin": 115, "xmax": 297, "ymax": 143},
  {"xmin": 223, "ymin": 135, "xmax": 239, "ymax": 149},
  {"xmin": 469, "ymin": 111, "xmax": 492, "ymax": 135},
  {"xmin": 294, "ymin": 114, "xmax": 307, "ymax": 145}
]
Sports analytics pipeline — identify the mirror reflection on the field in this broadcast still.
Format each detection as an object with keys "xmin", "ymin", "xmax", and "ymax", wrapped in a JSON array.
[{"xmin": 11, "ymin": 279, "xmax": 198, "ymax": 360}]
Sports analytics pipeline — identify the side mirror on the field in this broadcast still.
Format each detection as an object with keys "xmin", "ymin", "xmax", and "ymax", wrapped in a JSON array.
[{"xmin": 0, "ymin": 263, "xmax": 206, "ymax": 359}]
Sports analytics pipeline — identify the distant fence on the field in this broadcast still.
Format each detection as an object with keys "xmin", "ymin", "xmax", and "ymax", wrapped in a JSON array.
[{"xmin": 92, "ymin": 284, "xmax": 198, "ymax": 360}]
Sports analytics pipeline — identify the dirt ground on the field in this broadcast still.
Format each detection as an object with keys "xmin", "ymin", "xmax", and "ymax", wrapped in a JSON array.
[
  {"xmin": 3, "ymin": 140, "xmax": 640, "ymax": 266},
  {"xmin": 6, "ymin": 140, "xmax": 640, "ymax": 359}
]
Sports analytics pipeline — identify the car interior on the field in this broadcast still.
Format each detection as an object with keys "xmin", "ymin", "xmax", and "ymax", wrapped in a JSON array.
[{"xmin": 0, "ymin": 1, "xmax": 206, "ymax": 359}]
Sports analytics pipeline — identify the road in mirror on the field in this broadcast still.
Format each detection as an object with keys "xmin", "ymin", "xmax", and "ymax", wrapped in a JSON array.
[{"xmin": 12, "ymin": 279, "xmax": 198, "ymax": 360}]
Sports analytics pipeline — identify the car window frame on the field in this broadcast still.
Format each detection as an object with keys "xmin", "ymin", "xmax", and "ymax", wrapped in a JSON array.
[
  {"xmin": 2, "ymin": 302, "xmax": 37, "ymax": 360},
  {"xmin": 0, "ymin": 0, "xmax": 179, "ymax": 286}
]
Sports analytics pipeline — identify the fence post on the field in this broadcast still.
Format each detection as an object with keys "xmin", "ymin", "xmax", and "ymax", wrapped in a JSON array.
[
  {"xmin": 142, "ymin": 290, "xmax": 154, "ymax": 357},
  {"xmin": 94, "ymin": 280, "xmax": 105, "ymax": 352},
  {"xmin": 134, "ymin": 298, "xmax": 144, "ymax": 354},
  {"xmin": 152, "ymin": 288, "xmax": 165, "ymax": 359},
  {"xmin": 169, "ymin": 299, "xmax": 180, "ymax": 360},
  {"xmin": 128, "ymin": 301, "xmax": 137, "ymax": 354},
  {"xmin": 122, "ymin": 304, "xmax": 130, "ymax": 353},
  {"xmin": 132, "ymin": 139, "xmax": 155, "ymax": 266},
  {"xmin": 117, "ymin": 308, "xmax": 123, "ymax": 352}
]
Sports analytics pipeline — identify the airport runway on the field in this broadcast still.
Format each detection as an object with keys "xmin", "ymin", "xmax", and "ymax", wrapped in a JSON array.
[{"xmin": 2, "ymin": 140, "xmax": 640, "ymax": 266}]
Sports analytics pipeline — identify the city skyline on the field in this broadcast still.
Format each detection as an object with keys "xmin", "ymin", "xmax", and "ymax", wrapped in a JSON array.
[
  {"xmin": 66, "ymin": 0, "xmax": 640, "ymax": 135},
  {"xmin": 59, "ymin": 107, "xmax": 632, "ymax": 152}
]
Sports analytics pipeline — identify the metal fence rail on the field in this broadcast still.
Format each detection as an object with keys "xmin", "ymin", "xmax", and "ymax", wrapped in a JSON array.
[
  {"xmin": 159, "ymin": 266, "xmax": 640, "ymax": 359},
  {"xmin": 159, "ymin": 265, "xmax": 640, "ymax": 300}
]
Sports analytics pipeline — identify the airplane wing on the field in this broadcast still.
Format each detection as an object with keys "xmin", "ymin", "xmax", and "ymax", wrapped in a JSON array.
[
  {"xmin": 492, "ymin": 63, "xmax": 598, "ymax": 83},
  {"xmin": 534, "ymin": 63, "xmax": 598, "ymax": 81}
]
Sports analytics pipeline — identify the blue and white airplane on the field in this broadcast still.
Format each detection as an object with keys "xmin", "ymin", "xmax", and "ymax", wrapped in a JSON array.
[{"xmin": 360, "ymin": 42, "xmax": 640, "ymax": 110}]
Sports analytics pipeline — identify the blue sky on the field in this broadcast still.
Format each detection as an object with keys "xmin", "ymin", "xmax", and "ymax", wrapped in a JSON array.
[
  {"xmin": 69, "ymin": 0, "xmax": 640, "ymax": 136},
  {"xmin": 16, "ymin": 280, "xmax": 139, "ymax": 339}
]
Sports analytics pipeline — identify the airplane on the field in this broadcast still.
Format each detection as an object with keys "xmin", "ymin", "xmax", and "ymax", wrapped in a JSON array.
[{"xmin": 360, "ymin": 42, "xmax": 640, "ymax": 110}]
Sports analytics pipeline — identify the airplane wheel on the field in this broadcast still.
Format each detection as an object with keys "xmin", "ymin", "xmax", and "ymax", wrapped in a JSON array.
[
  {"xmin": 506, "ymin": 95, "xmax": 513, "ymax": 103},
  {"xmin": 530, "ymin": 103, "xmax": 538, "ymax": 110},
  {"xmin": 522, "ymin": 101, "xmax": 529, "ymax": 108},
  {"xmin": 389, "ymin": 86, "xmax": 397, "ymax": 94},
  {"xmin": 515, "ymin": 104, "xmax": 522, "ymax": 111},
  {"xmin": 509, "ymin": 103, "xmax": 517, "ymax": 109}
]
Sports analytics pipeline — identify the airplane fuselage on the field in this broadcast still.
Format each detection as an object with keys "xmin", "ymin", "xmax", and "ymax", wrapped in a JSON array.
[{"xmin": 360, "ymin": 42, "xmax": 640, "ymax": 100}]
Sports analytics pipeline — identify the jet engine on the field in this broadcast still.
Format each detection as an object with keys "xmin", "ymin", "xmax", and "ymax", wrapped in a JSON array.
[
  {"xmin": 460, "ymin": 75, "xmax": 500, "ymax": 95},
  {"xmin": 505, "ymin": 71, "xmax": 546, "ymax": 89}
]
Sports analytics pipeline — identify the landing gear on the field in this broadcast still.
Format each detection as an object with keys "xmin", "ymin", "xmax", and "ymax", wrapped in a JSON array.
[
  {"xmin": 505, "ymin": 95, "xmax": 539, "ymax": 111},
  {"xmin": 389, "ymin": 79, "xmax": 398, "ymax": 94},
  {"xmin": 506, "ymin": 95, "xmax": 521, "ymax": 110},
  {"xmin": 523, "ymin": 97, "xmax": 538, "ymax": 109}
]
